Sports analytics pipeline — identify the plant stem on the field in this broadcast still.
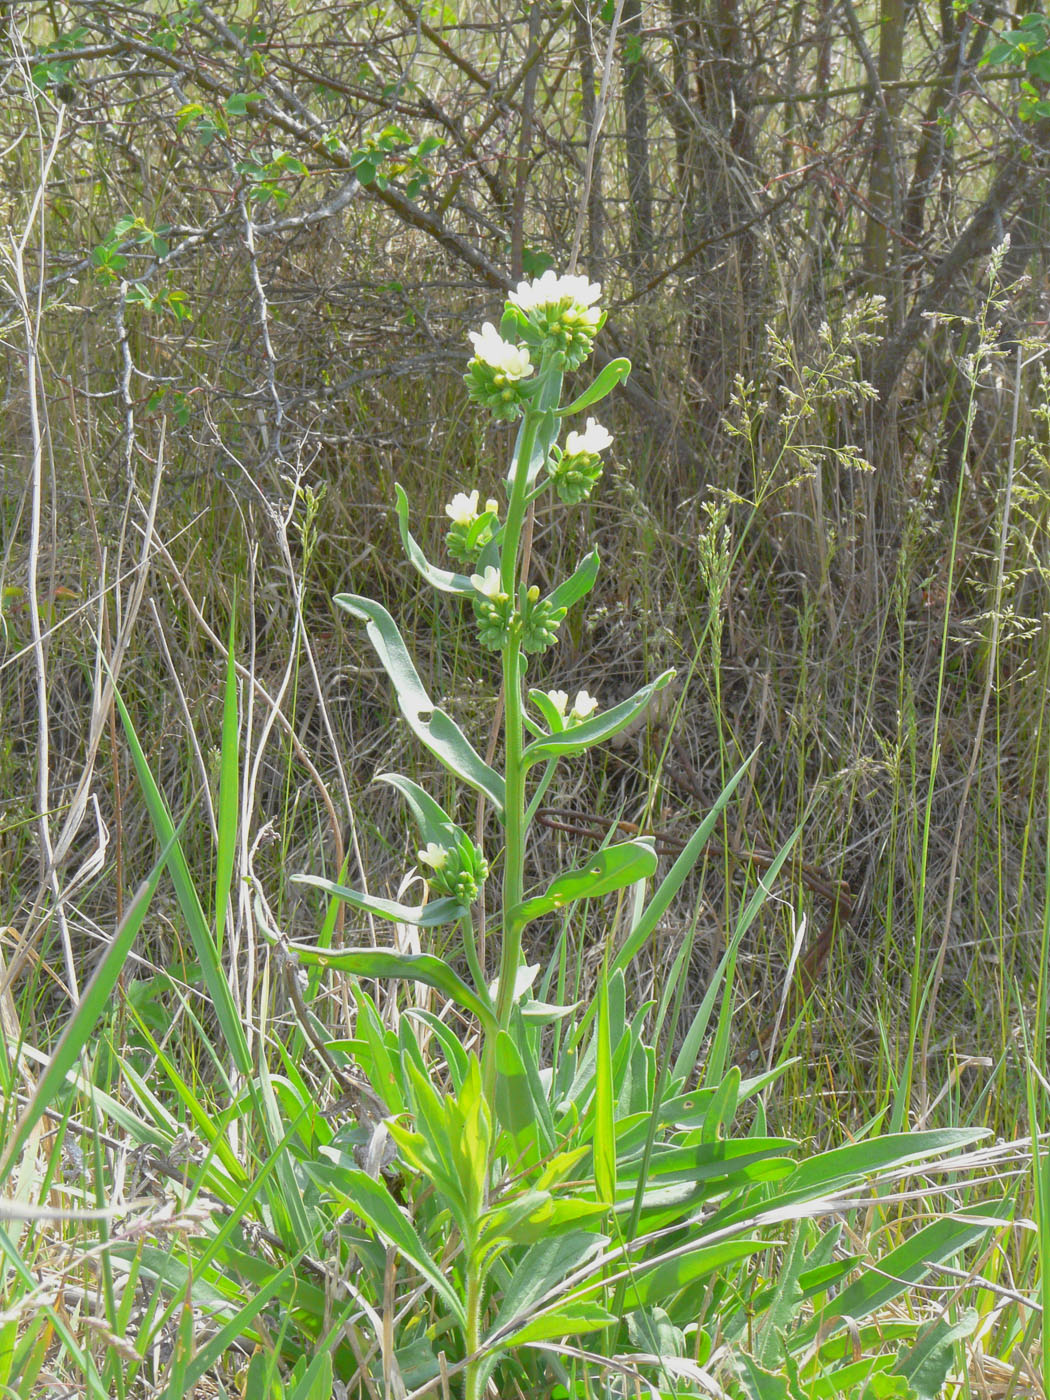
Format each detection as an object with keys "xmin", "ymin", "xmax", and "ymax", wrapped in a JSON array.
[
  {"xmin": 491, "ymin": 400, "xmax": 547, "ymax": 1031},
  {"xmin": 463, "ymin": 1241, "xmax": 484, "ymax": 1400}
]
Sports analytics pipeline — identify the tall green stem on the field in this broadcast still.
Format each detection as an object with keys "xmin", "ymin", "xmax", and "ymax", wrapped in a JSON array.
[
  {"xmin": 463, "ymin": 1244, "xmax": 484, "ymax": 1400},
  {"xmin": 494, "ymin": 410, "xmax": 538, "ymax": 1030}
]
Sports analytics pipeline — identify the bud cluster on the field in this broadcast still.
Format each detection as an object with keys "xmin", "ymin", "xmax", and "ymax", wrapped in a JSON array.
[
  {"xmin": 445, "ymin": 490, "xmax": 500, "ymax": 563},
  {"xmin": 418, "ymin": 831, "xmax": 489, "ymax": 905}
]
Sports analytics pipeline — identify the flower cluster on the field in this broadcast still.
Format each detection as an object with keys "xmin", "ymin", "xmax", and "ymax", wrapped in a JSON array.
[
  {"xmin": 548, "ymin": 689, "xmax": 599, "ymax": 723},
  {"xmin": 470, "ymin": 565, "xmax": 513, "ymax": 651},
  {"xmin": 461, "ymin": 271, "xmax": 610, "ymax": 654},
  {"xmin": 549, "ymin": 418, "xmax": 612, "ymax": 503},
  {"xmin": 508, "ymin": 272, "xmax": 603, "ymax": 370},
  {"xmin": 464, "ymin": 322, "xmax": 534, "ymax": 420},
  {"xmin": 445, "ymin": 490, "xmax": 499, "ymax": 563},
  {"xmin": 418, "ymin": 831, "xmax": 489, "ymax": 905}
]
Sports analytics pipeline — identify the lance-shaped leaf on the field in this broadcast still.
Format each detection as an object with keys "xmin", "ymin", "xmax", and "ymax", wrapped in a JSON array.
[
  {"xmin": 335, "ymin": 594, "xmax": 505, "ymax": 813},
  {"xmin": 319, "ymin": 1161, "xmax": 467, "ymax": 1322},
  {"xmin": 546, "ymin": 549, "xmax": 599, "ymax": 614},
  {"xmin": 376, "ymin": 772, "xmax": 459, "ymax": 849},
  {"xmin": 261, "ymin": 931, "xmax": 498, "ymax": 1033},
  {"xmin": 291, "ymin": 872, "xmax": 467, "ymax": 927},
  {"xmin": 514, "ymin": 840, "xmax": 658, "ymax": 923},
  {"xmin": 394, "ymin": 484, "xmax": 477, "ymax": 595},
  {"xmin": 558, "ymin": 357, "xmax": 631, "ymax": 417},
  {"xmin": 523, "ymin": 671, "xmax": 675, "ymax": 767}
]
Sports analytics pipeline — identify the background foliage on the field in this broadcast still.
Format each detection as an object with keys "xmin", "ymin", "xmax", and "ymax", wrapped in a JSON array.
[{"xmin": 3, "ymin": 0, "xmax": 1050, "ymax": 1394}]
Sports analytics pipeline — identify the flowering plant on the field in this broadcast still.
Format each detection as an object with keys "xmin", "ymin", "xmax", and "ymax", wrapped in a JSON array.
[{"xmin": 257, "ymin": 273, "xmax": 987, "ymax": 1399}]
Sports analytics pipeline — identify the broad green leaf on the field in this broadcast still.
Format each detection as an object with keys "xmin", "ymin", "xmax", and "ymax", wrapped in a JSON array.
[
  {"xmin": 522, "ymin": 672, "xmax": 674, "ymax": 766},
  {"xmin": 618, "ymin": 1138, "xmax": 796, "ymax": 1186},
  {"xmin": 700, "ymin": 1066, "xmax": 741, "ymax": 1145},
  {"xmin": 374, "ymin": 774, "xmax": 471, "ymax": 859},
  {"xmin": 727, "ymin": 1354, "xmax": 793, "ymax": 1400},
  {"xmin": 407, "ymin": 1008, "xmax": 470, "ymax": 1087},
  {"xmin": 528, "ymin": 688, "xmax": 569, "ymax": 734},
  {"xmin": 808, "ymin": 1199, "xmax": 1008, "ymax": 1338},
  {"xmin": 479, "ymin": 1191, "xmax": 607, "ymax": 1257},
  {"xmin": 778, "ymin": 1128, "xmax": 987, "ymax": 1201},
  {"xmin": 494, "ymin": 1030, "xmax": 536, "ymax": 1138},
  {"xmin": 488, "ymin": 1232, "xmax": 607, "ymax": 1341},
  {"xmin": 893, "ymin": 1308, "xmax": 978, "ymax": 1400},
  {"xmin": 558, "ymin": 358, "xmax": 631, "ymax": 416},
  {"xmin": 350, "ymin": 985, "xmax": 405, "ymax": 1113},
  {"xmin": 394, "ymin": 484, "xmax": 476, "ymax": 594},
  {"xmin": 752, "ymin": 1223, "xmax": 807, "ymax": 1369},
  {"xmin": 266, "ymin": 935, "xmax": 497, "ymax": 1032},
  {"xmin": 546, "ymin": 550, "xmax": 599, "ymax": 613},
  {"xmin": 288, "ymin": 1350, "xmax": 334, "ymax": 1400},
  {"xmin": 620, "ymin": 1239, "xmax": 774, "ymax": 1311},
  {"xmin": 334, "ymin": 594, "xmax": 504, "ymax": 811},
  {"xmin": 321, "ymin": 1164, "xmax": 466, "ymax": 1321},
  {"xmin": 497, "ymin": 1301, "xmax": 616, "ymax": 1346},
  {"xmin": 515, "ymin": 840, "xmax": 658, "ymax": 922},
  {"xmin": 511, "ymin": 1009, "xmax": 558, "ymax": 1151}
]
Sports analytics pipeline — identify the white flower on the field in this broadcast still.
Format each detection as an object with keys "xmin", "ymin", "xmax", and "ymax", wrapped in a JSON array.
[
  {"xmin": 468, "ymin": 322, "xmax": 533, "ymax": 379},
  {"xmin": 445, "ymin": 489, "xmax": 480, "ymax": 526},
  {"xmin": 564, "ymin": 418, "xmax": 613, "ymax": 458},
  {"xmin": 571, "ymin": 690, "xmax": 598, "ymax": 720},
  {"xmin": 510, "ymin": 271, "xmax": 601, "ymax": 314},
  {"xmin": 470, "ymin": 565, "xmax": 505, "ymax": 600},
  {"xmin": 419, "ymin": 843, "xmax": 449, "ymax": 871},
  {"xmin": 546, "ymin": 690, "xmax": 569, "ymax": 717},
  {"xmin": 484, "ymin": 498, "xmax": 499, "ymax": 516}
]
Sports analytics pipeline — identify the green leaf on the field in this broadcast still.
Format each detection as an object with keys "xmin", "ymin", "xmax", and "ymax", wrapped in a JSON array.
[
  {"xmin": 546, "ymin": 550, "xmax": 599, "ymax": 613},
  {"xmin": 497, "ymin": 1301, "xmax": 616, "ymax": 1345},
  {"xmin": 621, "ymin": 1239, "xmax": 775, "ymax": 1311},
  {"xmin": 894, "ymin": 1308, "xmax": 977, "ymax": 1400},
  {"xmin": 292, "ymin": 872, "xmax": 468, "ymax": 926},
  {"xmin": 515, "ymin": 840, "xmax": 658, "ymax": 922},
  {"xmin": 559, "ymin": 358, "xmax": 632, "ymax": 416},
  {"xmin": 778, "ymin": 1129, "xmax": 987, "ymax": 1202},
  {"xmin": 334, "ymin": 594, "xmax": 504, "ymax": 812},
  {"xmin": 494, "ymin": 1030, "xmax": 536, "ymax": 1138},
  {"xmin": 522, "ymin": 672, "xmax": 675, "ymax": 766},
  {"xmin": 264, "ymin": 934, "xmax": 498, "ymax": 1032},
  {"xmin": 699, "ymin": 1065, "xmax": 741, "ymax": 1144},
  {"xmin": 225, "ymin": 91, "xmax": 264, "ymax": 114},
  {"xmin": 735, "ymin": 1354, "xmax": 798, "ymax": 1400},
  {"xmin": 594, "ymin": 964, "xmax": 616, "ymax": 1206},
  {"xmin": 375, "ymin": 772, "xmax": 456, "ymax": 848},
  {"xmin": 809, "ymin": 1200, "xmax": 1008, "ymax": 1337},
  {"xmin": 323, "ymin": 1164, "xmax": 466, "ymax": 1320},
  {"xmin": 394, "ymin": 484, "xmax": 476, "ymax": 594},
  {"xmin": 488, "ymin": 1232, "xmax": 607, "ymax": 1341},
  {"xmin": 752, "ymin": 1223, "xmax": 808, "ymax": 1368}
]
